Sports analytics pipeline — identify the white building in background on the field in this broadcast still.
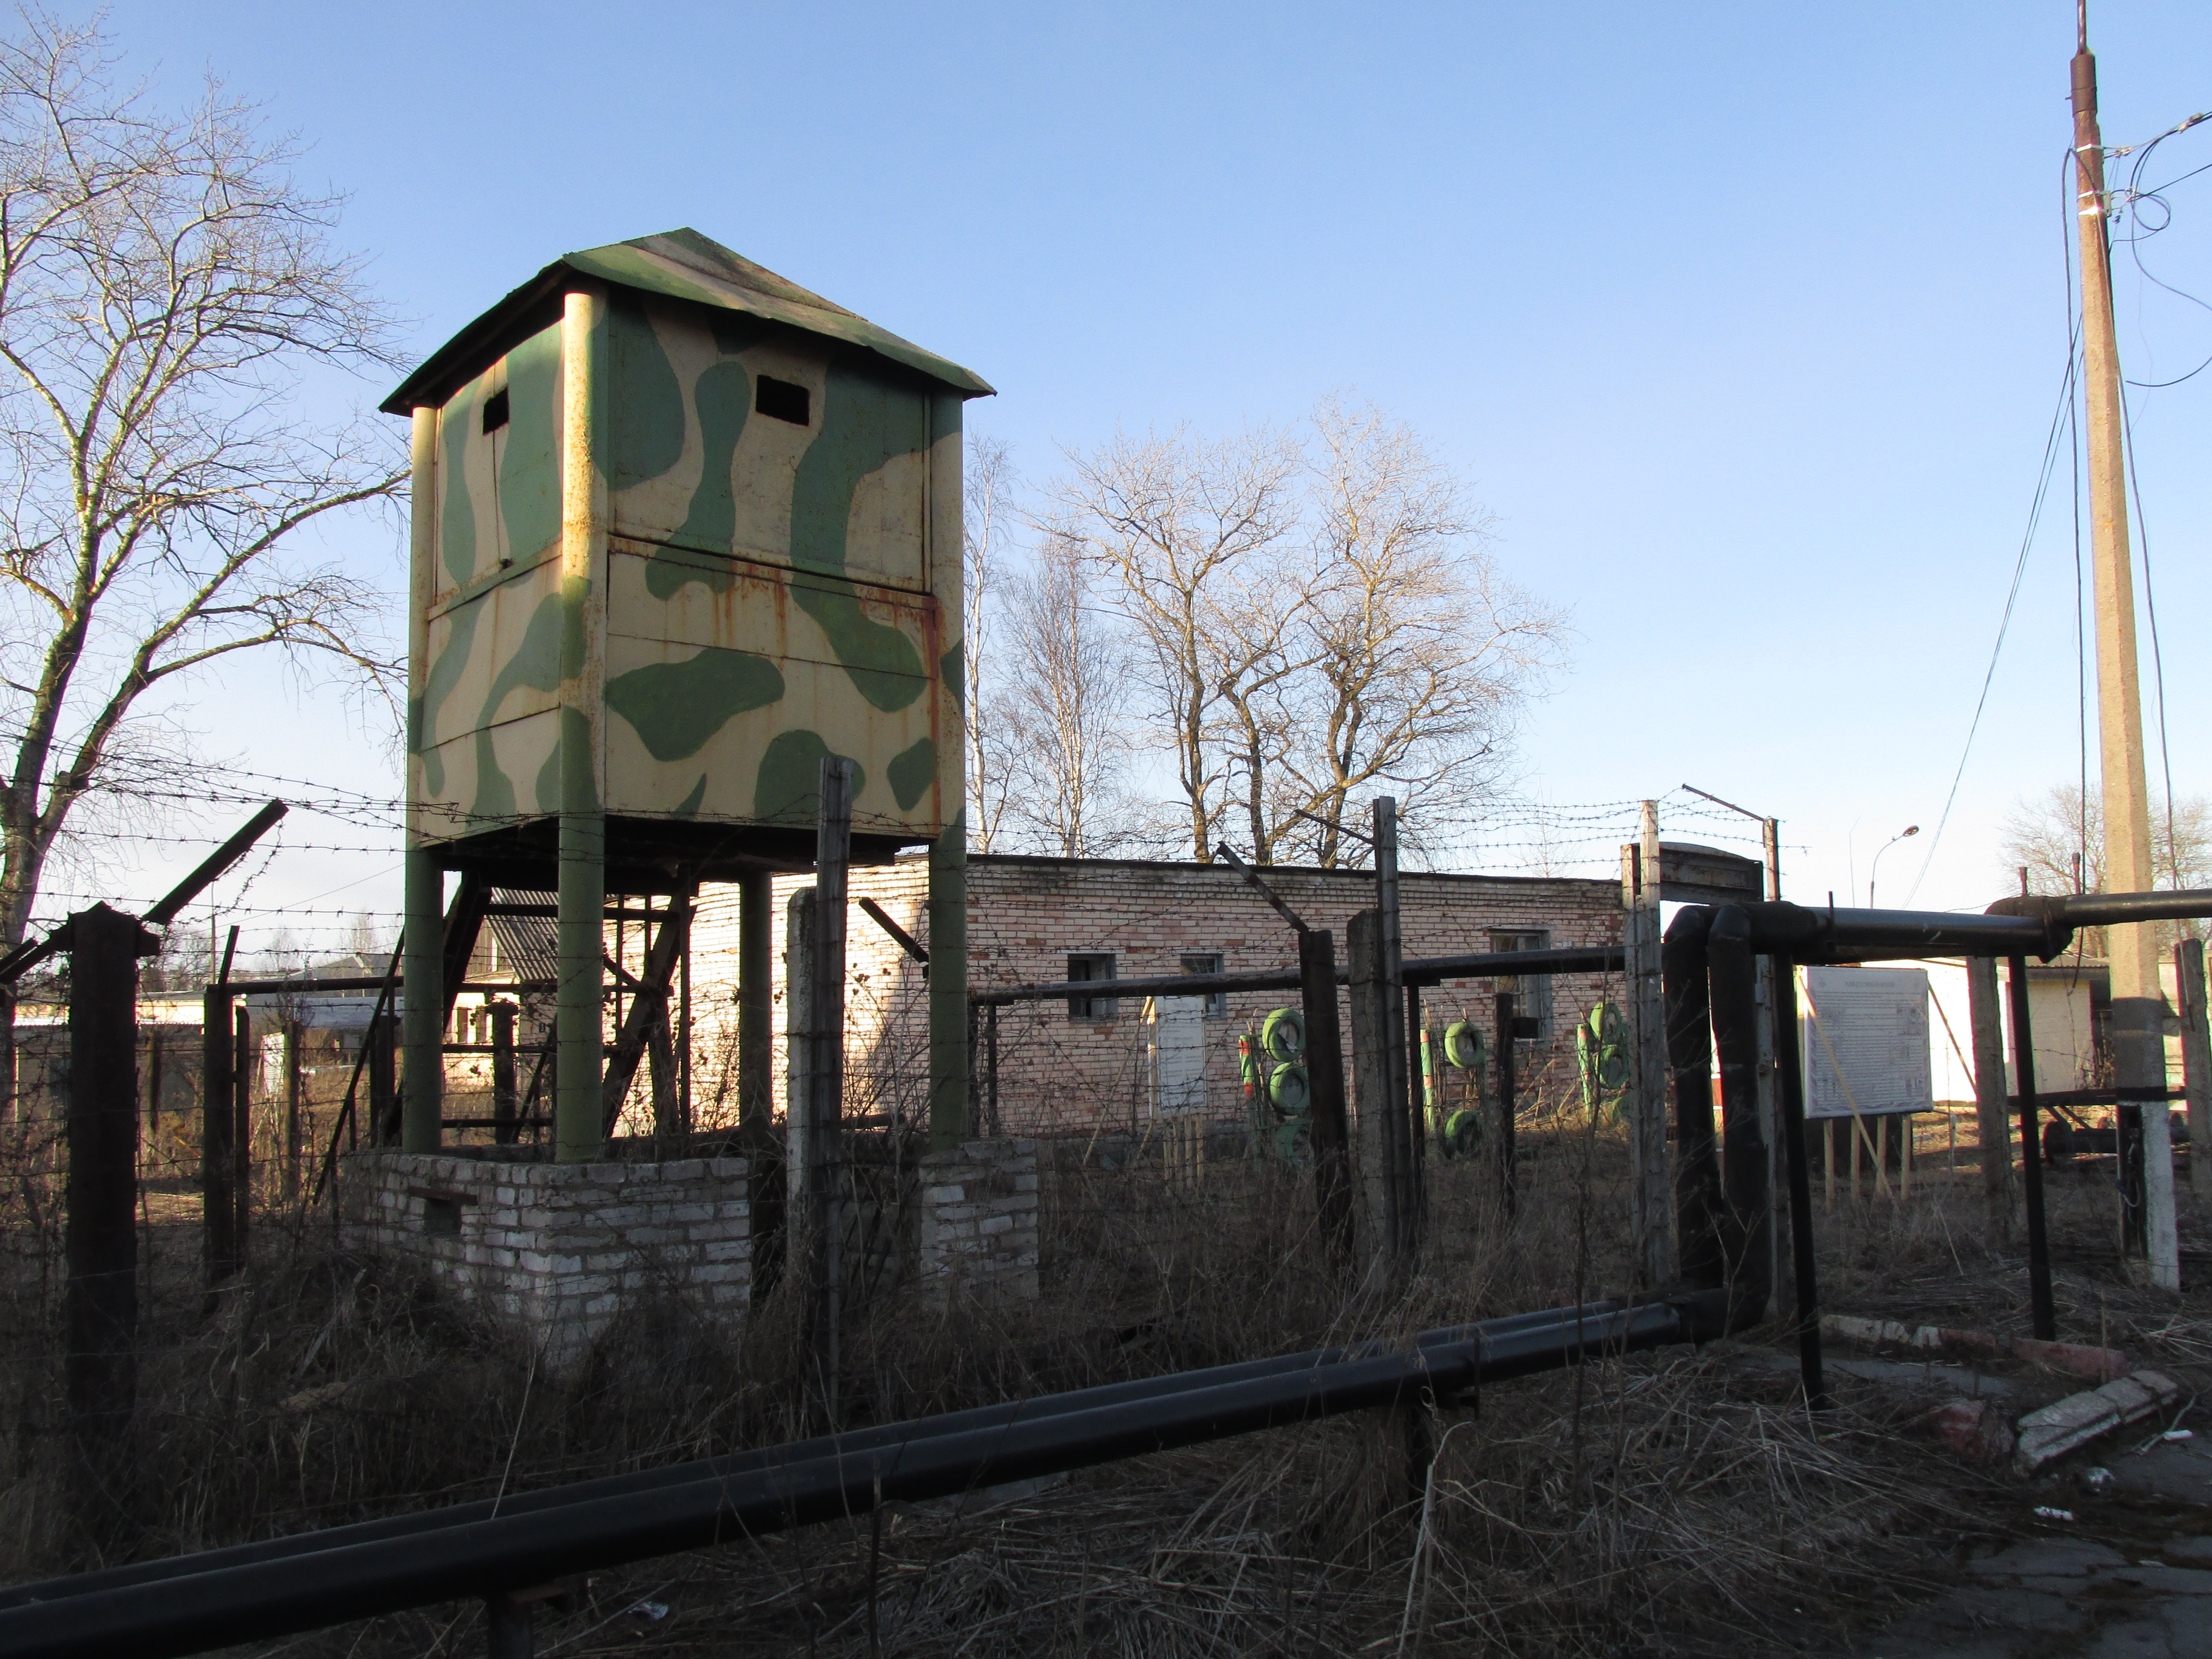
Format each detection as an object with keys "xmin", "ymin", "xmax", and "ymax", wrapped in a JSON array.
[
  {"xmin": 1797, "ymin": 956, "xmax": 2142, "ymax": 1119},
  {"xmin": 1915, "ymin": 958, "xmax": 2106, "ymax": 1101}
]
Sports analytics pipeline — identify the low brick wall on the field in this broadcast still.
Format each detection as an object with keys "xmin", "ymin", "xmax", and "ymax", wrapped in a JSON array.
[
  {"xmin": 916, "ymin": 1138, "xmax": 1039, "ymax": 1299},
  {"xmin": 337, "ymin": 1148, "xmax": 750, "ymax": 1368}
]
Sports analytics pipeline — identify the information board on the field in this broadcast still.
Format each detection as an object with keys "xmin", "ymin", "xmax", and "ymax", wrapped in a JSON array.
[{"xmin": 1799, "ymin": 966, "xmax": 1933, "ymax": 1120}]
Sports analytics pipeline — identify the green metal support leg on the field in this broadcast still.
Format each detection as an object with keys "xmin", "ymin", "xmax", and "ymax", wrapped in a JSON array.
[
  {"xmin": 927, "ymin": 812, "xmax": 969, "ymax": 1152},
  {"xmin": 557, "ymin": 806, "xmax": 605, "ymax": 1164},
  {"xmin": 400, "ymin": 848, "xmax": 443, "ymax": 1152}
]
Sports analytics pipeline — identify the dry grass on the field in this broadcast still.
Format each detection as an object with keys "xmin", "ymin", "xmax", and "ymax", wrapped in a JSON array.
[{"xmin": 0, "ymin": 1100, "xmax": 2205, "ymax": 1657}]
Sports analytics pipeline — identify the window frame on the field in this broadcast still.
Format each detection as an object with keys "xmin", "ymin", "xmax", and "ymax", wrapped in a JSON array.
[
  {"xmin": 1179, "ymin": 951, "xmax": 1228, "ymax": 1017},
  {"xmin": 1067, "ymin": 952, "xmax": 1119, "ymax": 1021},
  {"xmin": 1489, "ymin": 928, "xmax": 1555, "ymax": 1040}
]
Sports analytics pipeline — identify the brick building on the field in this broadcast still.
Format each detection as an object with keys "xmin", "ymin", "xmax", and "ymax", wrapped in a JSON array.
[{"xmin": 684, "ymin": 854, "xmax": 1626, "ymax": 1138}]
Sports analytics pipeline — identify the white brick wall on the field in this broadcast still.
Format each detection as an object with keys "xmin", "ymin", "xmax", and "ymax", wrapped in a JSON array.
[
  {"xmin": 914, "ymin": 1138, "xmax": 1039, "ymax": 1299},
  {"xmin": 337, "ymin": 1149, "xmax": 750, "ymax": 1369}
]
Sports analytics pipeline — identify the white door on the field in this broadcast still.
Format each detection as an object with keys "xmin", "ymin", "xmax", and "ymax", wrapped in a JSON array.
[{"xmin": 1146, "ymin": 996, "xmax": 1208, "ymax": 1117}]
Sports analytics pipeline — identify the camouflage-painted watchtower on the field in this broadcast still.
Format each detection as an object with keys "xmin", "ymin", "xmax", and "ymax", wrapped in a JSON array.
[{"xmin": 383, "ymin": 229, "xmax": 992, "ymax": 1162}]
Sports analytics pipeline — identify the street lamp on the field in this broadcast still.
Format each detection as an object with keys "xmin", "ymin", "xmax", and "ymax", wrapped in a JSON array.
[{"xmin": 1867, "ymin": 825, "xmax": 1920, "ymax": 909}]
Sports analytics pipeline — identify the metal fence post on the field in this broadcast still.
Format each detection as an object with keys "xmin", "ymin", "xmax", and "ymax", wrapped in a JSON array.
[{"xmin": 2006, "ymin": 956, "xmax": 2056, "ymax": 1341}]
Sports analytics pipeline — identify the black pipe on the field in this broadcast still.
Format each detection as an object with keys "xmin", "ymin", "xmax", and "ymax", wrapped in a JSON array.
[
  {"xmin": 0, "ymin": 1295, "xmax": 1729, "ymax": 1659},
  {"xmin": 1664, "ymin": 907, "xmax": 1721, "ymax": 1286},
  {"xmin": 1993, "ymin": 886, "xmax": 2212, "ymax": 928},
  {"xmin": 0, "ymin": 1299, "xmax": 1630, "ymax": 1612},
  {"xmin": 1767, "ymin": 956, "xmax": 1825, "ymax": 1407},
  {"xmin": 1705, "ymin": 906, "xmax": 1771, "ymax": 1324},
  {"xmin": 1402, "ymin": 945, "xmax": 1623, "ymax": 986},
  {"xmin": 2005, "ymin": 955, "xmax": 2057, "ymax": 1340},
  {"xmin": 1740, "ymin": 902, "xmax": 2056, "ymax": 959}
]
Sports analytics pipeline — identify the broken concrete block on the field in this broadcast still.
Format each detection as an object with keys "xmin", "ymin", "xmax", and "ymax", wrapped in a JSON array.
[
  {"xmin": 2013, "ymin": 1369, "xmax": 2181, "ymax": 1473},
  {"xmin": 1933, "ymin": 1397, "xmax": 2017, "ymax": 1463}
]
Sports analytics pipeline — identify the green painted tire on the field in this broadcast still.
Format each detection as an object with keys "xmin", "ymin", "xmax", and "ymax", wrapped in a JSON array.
[
  {"xmin": 1578, "ymin": 1001, "xmax": 1630, "ymax": 1101},
  {"xmin": 1273, "ymin": 1118, "xmax": 1311, "ymax": 1169},
  {"xmin": 1261, "ymin": 1007, "xmax": 1306, "ymax": 1061},
  {"xmin": 1443, "ymin": 1107, "xmax": 1484, "ymax": 1160},
  {"xmin": 1442, "ymin": 1021, "xmax": 1487, "ymax": 1071},
  {"xmin": 1268, "ymin": 1062, "xmax": 1311, "ymax": 1116}
]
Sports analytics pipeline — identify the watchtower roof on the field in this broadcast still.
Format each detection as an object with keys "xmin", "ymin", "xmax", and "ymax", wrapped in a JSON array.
[{"xmin": 381, "ymin": 227, "xmax": 994, "ymax": 414}]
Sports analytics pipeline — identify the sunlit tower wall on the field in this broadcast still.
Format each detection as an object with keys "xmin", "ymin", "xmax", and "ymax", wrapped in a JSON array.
[{"xmin": 383, "ymin": 229, "xmax": 992, "ymax": 1163}]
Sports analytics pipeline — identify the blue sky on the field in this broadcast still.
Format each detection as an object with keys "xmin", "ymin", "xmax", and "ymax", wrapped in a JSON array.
[{"xmin": 66, "ymin": 1, "xmax": 2212, "ymax": 950}]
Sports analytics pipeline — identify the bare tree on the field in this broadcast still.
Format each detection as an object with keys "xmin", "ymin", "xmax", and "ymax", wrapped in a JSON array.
[
  {"xmin": 1043, "ymin": 425, "xmax": 1302, "ymax": 862},
  {"xmin": 2001, "ymin": 782, "xmax": 2212, "ymax": 950},
  {"xmin": 962, "ymin": 434, "xmax": 1017, "ymax": 853},
  {"xmin": 0, "ymin": 15, "xmax": 403, "ymax": 1086},
  {"xmin": 998, "ymin": 535, "xmax": 1130, "ymax": 856},
  {"xmin": 1269, "ymin": 396, "xmax": 1564, "ymax": 867},
  {"xmin": 2001, "ymin": 782, "xmax": 2212, "ymax": 895}
]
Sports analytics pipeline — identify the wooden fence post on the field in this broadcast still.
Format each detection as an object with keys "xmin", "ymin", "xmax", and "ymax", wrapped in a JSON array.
[
  {"xmin": 1625, "ymin": 802, "xmax": 1670, "ymax": 1286},
  {"xmin": 2176, "ymin": 938, "xmax": 2211, "ymax": 1202},
  {"xmin": 1300, "ymin": 927, "xmax": 1354, "ymax": 1275},
  {"xmin": 490, "ymin": 1002, "xmax": 518, "ymax": 1146},
  {"xmin": 1371, "ymin": 799, "xmax": 1419, "ymax": 1260},
  {"xmin": 282, "ymin": 1019, "xmax": 302, "ymax": 1202},
  {"xmin": 1966, "ymin": 956, "xmax": 2013, "ymax": 1236},
  {"xmin": 232, "ymin": 1006, "xmax": 252, "ymax": 1260},
  {"xmin": 780, "ymin": 886, "xmax": 815, "ymax": 1306},
  {"xmin": 63, "ymin": 903, "xmax": 153, "ymax": 1543},
  {"xmin": 201, "ymin": 986, "xmax": 236, "ymax": 1287},
  {"xmin": 1347, "ymin": 909, "xmax": 1395, "ymax": 1268},
  {"xmin": 1494, "ymin": 991, "xmax": 1518, "ymax": 1216}
]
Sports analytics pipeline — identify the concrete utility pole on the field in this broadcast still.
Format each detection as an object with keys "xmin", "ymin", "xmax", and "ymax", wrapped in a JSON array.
[{"xmin": 2072, "ymin": 11, "xmax": 2179, "ymax": 1289}]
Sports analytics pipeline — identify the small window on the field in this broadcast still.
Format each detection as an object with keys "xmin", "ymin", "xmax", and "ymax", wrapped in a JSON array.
[
  {"xmin": 481, "ymin": 388, "xmax": 510, "ymax": 434},
  {"xmin": 1490, "ymin": 929, "xmax": 1554, "ymax": 1040},
  {"xmin": 1180, "ymin": 952, "xmax": 1227, "ymax": 1017},
  {"xmin": 1067, "ymin": 953, "xmax": 1118, "ymax": 1021},
  {"xmin": 755, "ymin": 375, "xmax": 810, "ymax": 426},
  {"xmin": 423, "ymin": 1196, "xmax": 463, "ymax": 1237}
]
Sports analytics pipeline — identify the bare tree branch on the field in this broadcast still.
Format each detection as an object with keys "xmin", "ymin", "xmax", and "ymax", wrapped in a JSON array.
[{"xmin": 0, "ymin": 12, "xmax": 404, "ymax": 953}]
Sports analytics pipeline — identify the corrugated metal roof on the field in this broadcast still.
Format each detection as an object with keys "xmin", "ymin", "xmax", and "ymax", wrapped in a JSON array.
[
  {"xmin": 381, "ymin": 228, "xmax": 994, "ymax": 414},
  {"xmin": 482, "ymin": 888, "xmax": 557, "ymax": 983}
]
